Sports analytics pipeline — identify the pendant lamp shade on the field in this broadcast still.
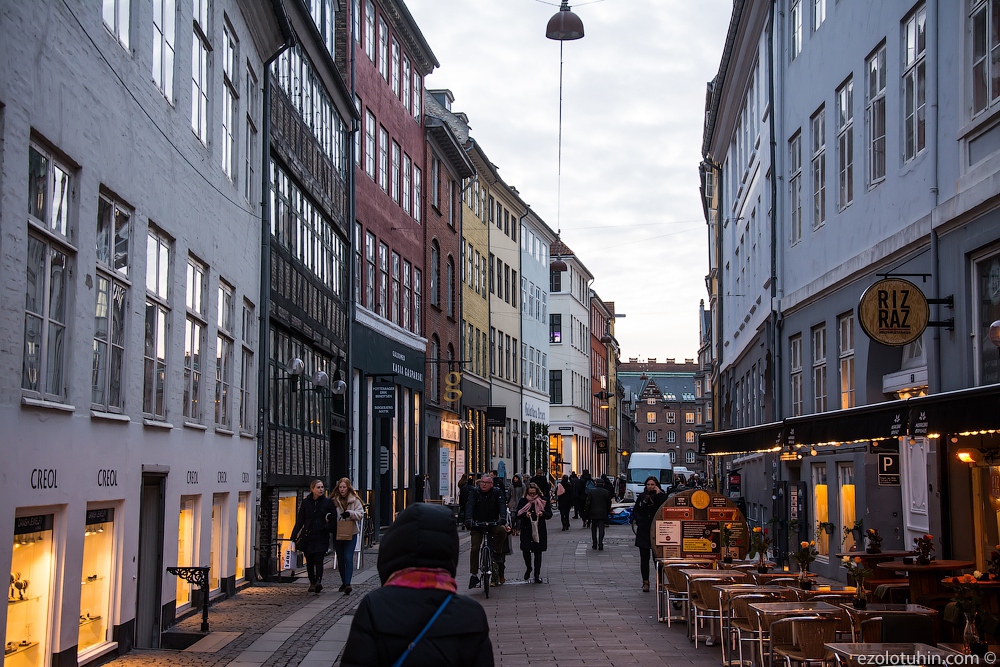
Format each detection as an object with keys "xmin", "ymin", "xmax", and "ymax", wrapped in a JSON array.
[{"xmin": 546, "ymin": 2, "xmax": 585, "ymax": 41}]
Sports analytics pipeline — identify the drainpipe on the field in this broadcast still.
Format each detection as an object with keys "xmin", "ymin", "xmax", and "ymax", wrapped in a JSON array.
[
  {"xmin": 768, "ymin": 0, "xmax": 781, "ymax": 423},
  {"xmin": 348, "ymin": 0, "xmax": 360, "ymax": 491},
  {"xmin": 257, "ymin": 2, "xmax": 293, "ymax": 582}
]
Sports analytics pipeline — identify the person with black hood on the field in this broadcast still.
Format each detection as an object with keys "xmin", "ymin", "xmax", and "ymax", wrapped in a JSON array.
[
  {"xmin": 457, "ymin": 475, "xmax": 472, "ymax": 529},
  {"xmin": 556, "ymin": 474, "xmax": 573, "ymax": 530},
  {"xmin": 584, "ymin": 476, "xmax": 612, "ymax": 550},
  {"xmin": 574, "ymin": 470, "xmax": 594, "ymax": 527},
  {"xmin": 632, "ymin": 476, "xmax": 669, "ymax": 592},
  {"xmin": 528, "ymin": 468, "xmax": 551, "ymax": 499},
  {"xmin": 568, "ymin": 471, "xmax": 580, "ymax": 517},
  {"xmin": 340, "ymin": 504, "xmax": 494, "ymax": 666},
  {"xmin": 291, "ymin": 479, "xmax": 337, "ymax": 593}
]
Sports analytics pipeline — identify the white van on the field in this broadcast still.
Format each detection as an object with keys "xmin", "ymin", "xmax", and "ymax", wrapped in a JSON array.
[
  {"xmin": 672, "ymin": 466, "xmax": 693, "ymax": 484},
  {"xmin": 624, "ymin": 452, "xmax": 674, "ymax": 501}
]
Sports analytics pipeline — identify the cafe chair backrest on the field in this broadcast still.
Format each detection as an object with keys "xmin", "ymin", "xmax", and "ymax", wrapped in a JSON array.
[
  {"xmin": 691, "ymin": 578, "xmax": 727, "ymax": 608},
  {"xmin": 881, "ymin": 614, "xmax": 935, "ymax": 644},
  {"xmin": 791, "ymin": 617, "xmax": 839, "ymax": 659},
  {"xmin": 732, "ymin": 593, "xmax": 782, "ymax": 624}
]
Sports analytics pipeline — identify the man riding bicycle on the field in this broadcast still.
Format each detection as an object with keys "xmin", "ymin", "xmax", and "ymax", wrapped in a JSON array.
[{"xmin": 465, "ymin": 474, "xmax": 509, "ymax": 588}]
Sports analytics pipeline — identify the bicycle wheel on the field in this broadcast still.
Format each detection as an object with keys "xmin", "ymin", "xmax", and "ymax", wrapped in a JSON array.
[
  {"xmin": 362, "ymin": 518, "xmax": 374, "ymax": 549},
  {"xmin": 481, "ymin": 546, "xmax": 491, "ymax": 599}
]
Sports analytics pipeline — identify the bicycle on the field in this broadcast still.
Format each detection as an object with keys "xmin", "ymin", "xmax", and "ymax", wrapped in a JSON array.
[
  {"xmin": 470, "ymin": 521, "xmax": 503, "ymax": 598},
  {"xmin": 360, "ymin": 503, "xmax": 375, "ymax": 550}
]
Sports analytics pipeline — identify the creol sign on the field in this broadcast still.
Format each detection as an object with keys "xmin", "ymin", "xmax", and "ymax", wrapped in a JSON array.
[{"xmin": 858, "ymin": 278, "xmax": 930, "ymax": 347}]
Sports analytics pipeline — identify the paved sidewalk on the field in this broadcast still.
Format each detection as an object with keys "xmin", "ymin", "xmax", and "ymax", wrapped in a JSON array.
[{"xmin": 105, "ymin": 515, "xmax": 825, "ymax": 666}]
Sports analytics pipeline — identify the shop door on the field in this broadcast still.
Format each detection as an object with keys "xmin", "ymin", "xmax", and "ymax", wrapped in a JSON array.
[{"xmin": 135, "ymin": 475, "xmax": 165, "ymax": 648}]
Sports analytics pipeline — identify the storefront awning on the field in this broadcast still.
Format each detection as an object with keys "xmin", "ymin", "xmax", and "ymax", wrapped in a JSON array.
[
  {"xmin": 907, "ymin": 383, "xmax": 1000, "ymax": 437},
  {"xmin": 702, "ymin": 383, "xmax": 1000, "ymax": 456},
  {"xmin": 700, "ymin": 421, "xmax": 784, "ymax": 456}
]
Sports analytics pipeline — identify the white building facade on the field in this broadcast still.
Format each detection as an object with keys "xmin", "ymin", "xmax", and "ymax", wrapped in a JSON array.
[{"xmin": 0, "ymin": 0, "xmax": 287, "ymax": 661}]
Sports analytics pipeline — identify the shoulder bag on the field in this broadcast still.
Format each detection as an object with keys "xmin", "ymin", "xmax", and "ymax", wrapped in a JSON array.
[{"xmin": 390, "ymin": 593, "xmax": 454, "ymax": 667}]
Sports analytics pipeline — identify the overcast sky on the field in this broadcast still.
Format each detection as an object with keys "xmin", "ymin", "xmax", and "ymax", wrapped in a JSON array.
[{"xmin": 406, "ymin": 0, "xmax": 732, "ymax": 361}]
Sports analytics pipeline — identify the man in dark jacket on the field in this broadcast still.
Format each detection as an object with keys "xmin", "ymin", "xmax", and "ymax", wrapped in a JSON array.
[
  {"xmin": 584, "ymin": 478, "xmax": 612, "ymax": 550},
  {"xmin": 340, "ymin": 504, "xmax": 493, "ymax": 666},
  {"xmin": 291, "ymin": 479, "xmax": 336, "ymax": 593},
  {"xmin": 574, "ymin": 470, "xmax": 594, "ymax": 527},
  {"xmin": 464, "ymin": 475, "xmax": 509, "ymax": 588},
  {"xmin": 528, "ymin": 468, "xmax": 551, "ymax": 499}
]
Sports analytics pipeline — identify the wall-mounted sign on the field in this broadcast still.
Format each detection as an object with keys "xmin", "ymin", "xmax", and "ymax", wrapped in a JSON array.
[
  {"xmin": 877, "ymin": 453, "xmax": 901, "ymax": 486},
  {"xmin": 858, "ymin": 278, "xmax": 930, "ymax": 347},
  {"xmin": 373, "ymin": 384, "xmax": 396, "ymax": 418},
  {"xmin": 486, "ymin": 406, "xmax": 506, "ymax": 428}
]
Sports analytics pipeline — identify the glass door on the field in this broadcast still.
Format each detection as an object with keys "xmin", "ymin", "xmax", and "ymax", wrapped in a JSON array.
[{"xmin": 79, "ymin": 508, "xmax": 115, "ymax": 656}]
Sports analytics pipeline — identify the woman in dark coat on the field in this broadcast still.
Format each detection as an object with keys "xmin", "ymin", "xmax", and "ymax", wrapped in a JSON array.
[
  {"xmin": 457, "ymin": 475, "xmax": 471, "ymax": 529},
  {"xmin": 632, "ymin": 476, "xmax": 669, "ymax": 592},
  {"xmin": 515, "ymin": 483, "xmax": 552, "ymax": 583},
  {"xmin": 574, "ymin": 470, "xmax": 593, "ymax": 527},
  {"xmin": 291, "ymin": 479, "xmax": 337, "ymax": 593},
  {"xmin": 556, "ymin": 474, "xmax": 574, "ymax": 530},
  {"xmin": 340, "ymin": 503, "xmax": 493, "ymax": 666}
]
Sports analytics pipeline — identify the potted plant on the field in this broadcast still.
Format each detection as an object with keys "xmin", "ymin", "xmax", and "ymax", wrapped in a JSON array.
[
  {"xmin": 865, "ymin": 528, "xmax": 883, "ymax": 554},
  {"xmin": 842, "ymin": 556, "xmax": 873, "ymax": 609},
  {"xmin": 747, "ymin": 526, "xmax": 773, "ymax": 573},
  {"xmin": 843, "ymin": 519, "xmax": 864, "ymax": 548},
  {"xmin": 944, "ymin": 573, "xmax": 987, "ymax": 656},
  {"xmin": 791, "ymin": 540, "xmax": 818, "ymax": 590},
  {"xmin": 913, "ymin": 534, "xmax": 935, "ymax": 565},
  {"xmin": 818, "ymin": 521, "xmax": 836, "ymax": 536},
  {"xmin": 720, "ymin": 523, "xmax": 734, "ymax": 563}
]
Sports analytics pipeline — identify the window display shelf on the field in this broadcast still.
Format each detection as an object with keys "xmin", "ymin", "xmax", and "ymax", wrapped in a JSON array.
[
  {"xmin": 7, "ymin": 595, "xmax": 40, "ymax": 605},
  {"xmin": 4, "ymin": 641, "xmax": 38, "ymax": 657},
  {"xmin": 81, "ymin": 576, "xmax": 104, "ymax": 586},
  {"xmin": 78, "ymin": 616, "xmax": 103, "ymax": 627}
]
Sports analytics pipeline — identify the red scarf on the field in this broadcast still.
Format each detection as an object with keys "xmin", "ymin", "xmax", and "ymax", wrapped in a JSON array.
[{"xmin": 384, "ymin": 567, "xmax": 457, "ymax": 593}]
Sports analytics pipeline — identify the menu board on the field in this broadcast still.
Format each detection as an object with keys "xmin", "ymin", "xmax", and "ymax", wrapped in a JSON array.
[{"xmin": 650, "ymin": 489, "xmax": 749, "ymax": 561}]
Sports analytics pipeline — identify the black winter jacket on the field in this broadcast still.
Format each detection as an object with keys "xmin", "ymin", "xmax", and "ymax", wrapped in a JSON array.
[
  {"xmin": 291, "ymin": 493, "xmax": 335, "ymax": 554},
  {"xmin": 583, "ymin": 485, "xmax": 612, "ymax": 520},
  {"xmin": 514, "ymin": 498, "xmax": 553, "ymax": 552},
  {"xmin": 632, "ymin": 489, "xmax": 668, "ymax": 549},
  {"xmin": 465, "ymin": 487, "xmax": 508, "ymax": 525}
]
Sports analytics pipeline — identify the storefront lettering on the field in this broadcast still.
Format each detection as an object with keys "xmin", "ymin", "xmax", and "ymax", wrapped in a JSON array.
[
  {"xmin": 30, "ymin": 468, "xmax": 57, "ymax": 489},
  {"xmin": 392, "ymin": 351, "xmax": 406, "ymax": 361},
  {"xmin": 187, "ymin": 471, "xmax": 199, "ymax": 484},
  {"xmin": 390, "ymin": 362, "xmax": 423, "ymax": 382},
  {"xmin": 242, "ymin": 472, "xmax": 251, "ymax": 483},
  {"xmin": 97, "ymin": 469, "xmax": 118, "ymax": 487},
  {"xmin": 218, "ymin": 472, "xmax": 227, "ymax": 484}
]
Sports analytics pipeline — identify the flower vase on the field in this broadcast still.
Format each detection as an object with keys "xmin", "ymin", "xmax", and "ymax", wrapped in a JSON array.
[
  {"xmin": 723, "ymin": 556, "xmax": 733, "ymax": 564},
  {"xmin": 757, "ymin": 562, "xmax": 770, "ymax": 574},
  {"xmin": 865, "ymin": 547, "xmax": 881, "ymax": 554},
  {"xmin": 798, "ymin": 565, "xmax": 812, "ymax": 590},
  {"xmin": 916, "ymin": 555, "xmax": 930, "ymax": 566},
  {"xmin": 852, "ymin": 583, "xmax": 867, "ymax": 609},
  {"xmin": 964, "ymin": 613, "xmax": 988, "ymax": 657}
]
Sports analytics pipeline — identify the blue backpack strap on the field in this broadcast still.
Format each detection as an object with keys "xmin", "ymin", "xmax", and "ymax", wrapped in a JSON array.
[{"xmin": 390, "ymin": 593, "xmax": 454, "ymax": 667}]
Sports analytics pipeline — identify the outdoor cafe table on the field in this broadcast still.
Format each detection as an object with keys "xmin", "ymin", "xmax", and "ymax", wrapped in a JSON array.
[
  {"xmin": 875, "ymin": 560, "xmax": 975, "ymax": 603},
  {"xmin": 748, "ymin": 600, "xmax": 843, "ymax": 666},
  {"xmin": 680, "ymin": 568, "xmax": 747, "ymax": 641},
  {"xmin": 834, "ymin": 603, "xmax": 938, "ymax": 641},
  {"xmin": 824, "ymin": 643, "xmax": 959, "ymax": 667},
  {"xmin": 793, "ymin": 585, "xmax": 856, "ymax": 601},
  {"xmin": 714, "ymin": 584, "xmax": 789, "ymax": 666}
]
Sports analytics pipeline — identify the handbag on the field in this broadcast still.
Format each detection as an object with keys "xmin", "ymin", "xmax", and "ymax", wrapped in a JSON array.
[
  {"xmin": 335, "ymin": 519, "xmax": 354, "ymax": 541},
  {"xmin": 391, "ymin": 593, "xmax": 453, "ymax": 667}
]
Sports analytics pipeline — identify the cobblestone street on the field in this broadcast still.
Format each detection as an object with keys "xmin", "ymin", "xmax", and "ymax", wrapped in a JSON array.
[{"xmin": 102, "ymin": 516, "xmax": 742, "ymax": 666}]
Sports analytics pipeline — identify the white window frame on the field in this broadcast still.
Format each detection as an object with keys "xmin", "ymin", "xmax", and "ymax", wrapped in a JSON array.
[
  {"xmin": 811, "ymin": 107, "xmax": 826, "ymax": 229},
  {"xmin": 902, "ymin": 5, "xmax": 927, "ymax": 163},
  {"xmin": 378, "ymin": 126, "xmax": 388, "ymax": 191},
  {"xmin": 685, "ymin": 448, "xmax": 696, "ymax": 462},
  {"xmin": 144, "ymin": 228, "xmax": 171, "ymax": 419},
  {"xmin": 103, "ymin": 0, "xmax": 130, "ymax": 49},
  {"xmin": 790, "ymin": 0, "xmax": 803, "ymax": 60},
  {"xmin": 216, "ymin": 281, "xmax": 235, "ymax": 428},
  {"xmin": 364, "ymin": 0, "xmax": 375, "ymax": 63},
  {"xmin": 92, "ymin": 194, "xmax": 132, "ymax": 413},
  {"xmin": 244, "ymin": 64, "xmax": 258, "ymax": 202},
  {"xmin": 390, "ymin": 37, "xmax": 400, "ymax": 97},
  {"xmin": 185, "ymin": 257, "xmax": 209, "ymax": 422},
  {"xmin": 813, "ymin": 0, "xmax": 826, "ymax": 32},
  {"xmin": 378, "ymin": 17, "xmax": 388, "ymax": 80},
  {"xmin": 152, "ymin": 0, "xmax": 176, "ymax": 100},
  {"xmin": 391, "ymin": 141, "xmax": 401, "ymax": 203},
  {"xmin": 221, "ymin": 22, "xmax": 239, "ymax": 180},
  {"xmin": 813, "ymin": 324, "xmax": 828, "ymax": 413},
  {"xmin": 666, "ymin": 431, "xmax": 676, "ymax": 444},
  {"xmin": 413, "ymin": 165, "xmax": 421, "ymax": 222},
  {"xmin": 838, "ymin": 313, "xmax": 855, "ymax": 409},
  {"xmin": 971, "ymin": 0, "xmax": 1000, "ymax": 117},
  {"xmin": 646, "ymin": 431, "xmax": 657, "ymax": 444},
  {"xmin": 790, "ymin": 334, "xmax": 803, "ymax": 417},
  {"xmin": 790, "ymin": 132, "xmax": 803, "ymax": 244},
  {"xmin": 365, "ymin": 111, "xmax": 376, "ymax": 180},
  {"xmin": 191, "ymin": 0, "xmax": 211, "ymax": 144},
  {"xmin": 867, "ymin": 44, "xmax": 887, "ymax": 185},
  {"xmin": 402, "ymin": 153, "xmax": 411, "ymax": 214},
  {"xmin": 836, "ymin": 77, "xmax": 854, "ymax": 210}
]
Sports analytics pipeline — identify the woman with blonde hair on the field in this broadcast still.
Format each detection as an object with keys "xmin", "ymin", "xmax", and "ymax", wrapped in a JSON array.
[{"xmin": 330, "ymin": 477, "xmax": 364, "ymax": 594}]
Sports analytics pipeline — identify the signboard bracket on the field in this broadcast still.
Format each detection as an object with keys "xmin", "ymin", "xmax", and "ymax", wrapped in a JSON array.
[{"xmin": 928, "ymin": 318, "xmax": 955, "ymax": 330}]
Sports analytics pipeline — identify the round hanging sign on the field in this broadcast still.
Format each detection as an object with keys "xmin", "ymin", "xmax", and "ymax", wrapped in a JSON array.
[{"xmin": 857, "ymin": 278, "xmax": 930, "ymax": 347}]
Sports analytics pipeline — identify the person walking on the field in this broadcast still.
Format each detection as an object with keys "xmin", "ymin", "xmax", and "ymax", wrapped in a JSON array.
[
  {"xmin": 556, "ymin": 474, "xmax": 573, "ymax": 531},
  {"xmin": 464, "ymin": 475, "xmax": 509, "ymax": 588},
  {"xmin": 584, "ymin": 477, "xmax": 612, "ymax": 550},
  {"xmin": 568, "ymin": 472, "xmax": 580, "ymax": 517},
  {"xmin": 457, "ymin": 475, "xmax": 471, "ymax": 529},
  {"xmin": 340, "ymin": 503, "xmax": 494, "ymax": 666},
  {"xmin": 515, "ymin": 483, "xmax": 552, "ymax": 583},
  {"xmin": 575, "ymin": 470, "xmax": 593, "ymax": 527},
  {"xmin": 291, "ymin": 479, "xmax": 336, "ymax": 593},
  {"xmin": 330, "ymin": 477, "xmax": 364, "ymax": 595},
  {"xmin": 632, "ymin": 476, "xmax": 669, "ymax": 592},
  {"xmin": 506, "ymin": 474, "xmax": 524, "ymax": 517},
  {"xmin": 616, "ymin": 473, "xmax": 627, "ymax": 502},
  {"xmin": 528, "ymin": 468, "xmax": 551, "ymax": 499}
]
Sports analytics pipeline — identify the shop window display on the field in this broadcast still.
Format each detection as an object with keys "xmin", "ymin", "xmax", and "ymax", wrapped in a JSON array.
[
  {"xmin": 277, "ymin": 491, "xmax": 298, "ymax": 570},
  {"xmin": 210, "ymin": 494, "xmax": 224, "ymax": 592},
  {"xmin": 78, "ymin": 508, "xmax": 114, "ymax": 656},
  {"xmin": 6, "ymin": 514, "xmax": 54, "ymax": 667},
  {"xmin": 236, "ymin": 493, "xmax": 249, "ymax": 582},
  {"xmin": 176, "ymin": 497, "xmax": 197, "ymax": 608}
]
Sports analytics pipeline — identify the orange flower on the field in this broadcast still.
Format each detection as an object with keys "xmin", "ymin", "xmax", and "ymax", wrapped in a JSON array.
[
  {"xmin": 958, "ymin": 573, "xmax": 977, "ymax": 584},
  {"xmin": 854, "ymin": 556, "xmax": 862, "ymax": 564}
]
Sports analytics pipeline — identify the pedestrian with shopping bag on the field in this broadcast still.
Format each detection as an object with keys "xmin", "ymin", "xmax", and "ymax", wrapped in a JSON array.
[
  {"xmin": 515, "ymin": 483, "xmax": 552, "ymax": 583},
  {"xmin": 291, "ymin": 479, "xmax": 337, "ymax": 593},
  {"xmin": 330, "ymin": 477, "xmax": 364, "ymax": 595},
  {"xmin": 632, "ymin": 476, "xmax": 669, "ymax": 592}
]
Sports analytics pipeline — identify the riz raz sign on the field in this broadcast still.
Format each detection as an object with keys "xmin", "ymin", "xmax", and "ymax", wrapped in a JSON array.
[{"xmin": 858, "ymin": 278, "xmax": 930, "ymax": 347}]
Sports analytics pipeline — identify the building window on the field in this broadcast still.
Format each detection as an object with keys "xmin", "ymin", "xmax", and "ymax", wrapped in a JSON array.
[
  {"xmin": 239, "ymin": 300, "xmax": 255, "ymax": 431},
  {"xmin": 412, "ymin": 70, "xmax": 421, "ymax": 121},
  {"xmin": 666, "ymin": 431, "xmax": 676, "ymax": 444},
  {"xmin": 24, "ymin": 145, "xmax": 74, "ymax": 401},
  {"xmin": 413, "ymin": 165, "xmax": 421, "ymax": 222},
  {"xmin": 838, "ymin": 313, "xmax": 855, "ymax": 408},
  {"xmin": 789, "ymin": 132, "xmax": 802, "ymax": 244},
  {"xmin": 550, "ymin": 313, "xmax": 562, "ymax": 343},
  {"xmin": 811, "ymin": 107, "xmax": 825, "ymax": 228},
  {"xmin": 836, "ymin": 77, "xmax": 854, "ymax": 210},
  {"xmin": 429, "ymin": 336, "xmax": 439, "ymax": 401},
  {"xmin": 221, "ymin": 24, "xmax": 239, "ymax": 180},
  {"xmin": 813, "ymin": 465, "xmax": 830, "ymax": 556},
  {"xmin": 902, "ymin": 5, "xmax": 927, "ymax": 162},
  {"xmin": 685, "ymin": 411, "xmax": 695, "ymax": 424},
  {"xmin": 364, "ymin": 0, "xmax": 375, "ymax": 63},
  {"xmin": 391, "ymin": 252, "xmax": 400, "ymax": 325},
  {"xmin": 972, "ymin": 0, "xmax": 1000, "ymax": 116},
  {"xmin": 402, "ymin": 56, "xmax": 411, "ymax": 110},
  {"xmin": 646, "ymin": 411, "xmax": 656, "ymax": 424},
  {"xmin": 446, "ymin": 258, "xmax": 455, "ymax": 318},
  {"xmin": 191, "ymin": 0, "xmax": 211, "ymax": 144},
  {"xmin": 378, "ymin": 126, "xmax": 388, "ymax": 191},
  {"xmin": 365, "ymin": 231, "xmax": 376, "ymax": 310},
  {"xmin": 839, "ymin": 464, "xmax": 857, "ymax": 551},
  {"xmin": 402, "ymin": 154, "xmax": 411, "ymax": 213},
  {"xmin": 685, "ymin": 448, "xmax": 696, "ymax": 462},
  {"xmin": 790, "ymin": 334, "xmax": 803, "ymax": 417},
  {"xmin": 365, "ymin": 111, "xmax": 376, "ymax": 180},
  {"xmin": 975, "ymin": 250, "xmax": 1000, "ymax": 384},
  {"xmin": 103, "ymin": 0, "xmax": 130, "ymax": 48},
  {"xmin": 144, "ymin": 229, "xmax": 171, "ymax": 418},
  {"xmin": 685, "ymin": 432, "xmax": 695, "ymax": 444},
  {"xmin": 244, "ymin": 64, "xmax": 258, "ymax": 202},
  {"xmin": 378, "ymin": 242, "xmax": 388, "ymax": 318},
  {"xmin": 390, "ymin": 37, "xmax": 400, "ymax": 96},
  {"xmin": 216, "ymin": 282, "xmax": 235, "ymax": 427},
  {"xmin": 666, "ymin": 411, "xmax": 676, "ymax": 423},
  {"xmin": 378, "ymin": 17, "xmax": 388, "ymax": 80},
  {"xmin": 92, "ymin": 195, "xmax": 131, "ymax": 412},
  {"xmin": 184, "ymin": 258, "xmax": 208, "ymax": 421},
  {"xmin": 813, "ymin": 0, "xmax": 825, "ymax": 32},
  {"xmin": 867, "ymin": 44, "xmax": 887, "ymax": 185},
  {"xmin": 647, "ymin": 431, "xmax": 657, "ymax": 443},
  {"xmin": 813, "ymin": 324, "xmax": 828, "ymax": 412},
  {"xmin": 413, "ymin": 268, "xmax": 421, "ymax": 335},
  {"xmin": 391, "ymin": 141, "xmax": 400, "ymax": 203},
  {"xmin": 790, "ymin": 0, "xmax": 803, "ymax": 59},
  {"xmin": 403, "ymin": 260, "xmax": 412, "ymax": 331},
  {"xmin": 429, "ymin": 242, "xmax": 439, "ymax": 307},
  {"xmin": 152, "ymin": 0, "xmax": 175, "ymax": 99},
  {"xmin": 549, "ymin": 370, "xmax": 563, "ymax": 404}
]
